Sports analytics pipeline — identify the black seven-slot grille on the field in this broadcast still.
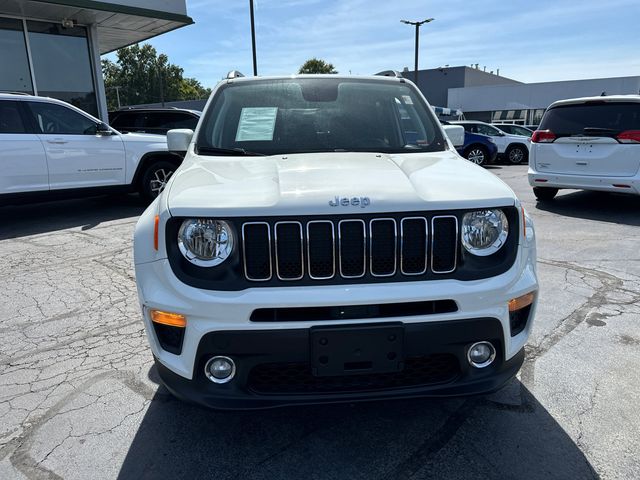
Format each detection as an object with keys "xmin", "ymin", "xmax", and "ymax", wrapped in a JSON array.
[{"xmin": 242, "ymin": 216, "xmax": 458, "ymax": 282}]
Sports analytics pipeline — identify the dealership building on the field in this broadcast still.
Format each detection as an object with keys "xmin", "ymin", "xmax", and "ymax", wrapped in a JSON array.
[
  {"xmin": 409, "ymin": 66, "xmax": 640, "ymax": 125},
  {"xmin": 0, "ymin": 0, "xmax": 192, "ymax": 120}
]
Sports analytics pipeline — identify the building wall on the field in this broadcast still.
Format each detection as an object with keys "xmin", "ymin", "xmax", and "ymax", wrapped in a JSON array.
[
  {"xmin": 414, "ymin": 67, "xmax": 466, "ymax": 107},
  {"xmin": 409, "ymin": 66, "xmax": 521, "ymax": 108},
  {"xmin": 447, "ymin": 76, "xmax": 640, "ymax": 113}
]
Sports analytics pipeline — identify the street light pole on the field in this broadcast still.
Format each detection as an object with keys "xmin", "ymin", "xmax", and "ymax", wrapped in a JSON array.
[
  {"xmin": 249, "ymin": 0, "xmax": 258, "ymax": 76},
  {"xmin": 400, "ymin": 18, "xmax": 434, "ymax": 85}
]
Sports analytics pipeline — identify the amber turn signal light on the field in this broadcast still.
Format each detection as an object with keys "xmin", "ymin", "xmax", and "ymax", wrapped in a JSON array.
[
  {"xmin": 508, "ymin": 292, "xmax": 536, "ymax": 312},
  {"xmin": 150, "ymin": 309, "xmax": 187, "ymax": 328},
  {"xmin": 153, "ymin": 215, "xmax": 160, "ymax": 250}
]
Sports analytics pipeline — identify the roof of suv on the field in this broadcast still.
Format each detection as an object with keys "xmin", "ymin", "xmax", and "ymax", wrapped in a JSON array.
[
  {"xmin": 223, "ymin": 74, "xmax": 408, "ymax": 84},
  {"xmin": 549, "ymin": 94, "xmax": 640, "ymax": 108}
]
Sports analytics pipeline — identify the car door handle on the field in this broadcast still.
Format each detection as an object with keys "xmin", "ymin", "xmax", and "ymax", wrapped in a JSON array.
[
  {"xmin": 576, "ymin": 161, "xmax": 588, "ymax": 165},
  {"xmin": 47, "ymin": 139, "xmax": 68, "ymax": 145}
]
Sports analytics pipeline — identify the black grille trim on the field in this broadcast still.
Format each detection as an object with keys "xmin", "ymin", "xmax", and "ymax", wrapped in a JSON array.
[
  {"xmin": 250, "ymin": 300, "xmax": 458, "ymax": 322},
  {"xmin": 307, "ymin": 221, "xmax": 336, "ymax": 280},
  {"xmin": 242, "ymin": 222, "xmax": 272, "ymax": 281},
  {"xmin": 274, "ymin": 221, "xmax": 304, "ymax": 280},
  {"xmin": 431, "ymin": 216, "xmax": 458, "ymax": 274},
  {"xmin": 400, "ymin": 217, "xmax": 428, "ymax": 275},
  {"xmin": 338, "ymin": 219, "xmax": 367, "ymax": 279},
  {"xmin": 369, "ymin": 218, "xmax": 397, "ymax": 277}
]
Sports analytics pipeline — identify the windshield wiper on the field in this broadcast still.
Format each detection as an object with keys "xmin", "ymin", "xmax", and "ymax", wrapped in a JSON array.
[{"xmin": 196, "ymin": 146, "xmax": 265, "ymax": 156}]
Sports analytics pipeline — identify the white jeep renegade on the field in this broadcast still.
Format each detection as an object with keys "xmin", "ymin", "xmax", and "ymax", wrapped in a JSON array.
[{"xmin": 134, "ymin": 73, "xmax": 538, "ymax": 409}]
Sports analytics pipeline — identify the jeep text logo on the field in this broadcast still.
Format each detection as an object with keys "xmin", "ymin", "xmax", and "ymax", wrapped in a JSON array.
[{"xmin": 329, "ymin": 196, "xmax": 371, "ymax": 208}]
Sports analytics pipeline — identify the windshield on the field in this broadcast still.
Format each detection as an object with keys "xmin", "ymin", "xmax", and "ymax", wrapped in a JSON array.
[
  {"xmin": 196, "ymin": 78, "xmax": 446, "ymax": 155},
  {"xmin": 540, "ymin": 102, "xmax": 640, "ymax": 137}
]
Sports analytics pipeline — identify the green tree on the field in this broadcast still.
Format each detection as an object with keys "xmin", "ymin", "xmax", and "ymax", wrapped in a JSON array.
[
  {"xmin": 298, "ymin": 58, "xmax": 338, "ymax": 74},
  {"xmin": 101, "ymin": 44, "xmax": 211, "ymax": 110}
]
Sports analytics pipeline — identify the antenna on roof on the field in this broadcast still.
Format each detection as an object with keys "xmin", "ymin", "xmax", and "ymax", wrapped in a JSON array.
[
  {"xmin": 601, "ymin": 91, "xmax": 607, "ymax": 96},
  {"xmin": 226, "ymin": 70, "xmax": 245, "ymax": 79}
]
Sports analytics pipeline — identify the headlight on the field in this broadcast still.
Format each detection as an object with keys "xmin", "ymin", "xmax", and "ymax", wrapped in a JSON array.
[
  {"xmin": 178, "ymin": 219, "xmax": 234, "ymax": 267},
  {"xmin": 461, "ymin": 209, "xmax": 508, "ymax": 256}
]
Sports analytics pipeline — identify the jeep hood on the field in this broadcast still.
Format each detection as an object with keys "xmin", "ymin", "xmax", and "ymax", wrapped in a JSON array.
[{"xmin": 166, "ymin": 151, "xmax": 516, "ymax": 217}]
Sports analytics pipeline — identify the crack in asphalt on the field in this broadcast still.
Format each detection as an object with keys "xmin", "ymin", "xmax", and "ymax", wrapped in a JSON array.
[
  {"xmin": 0, "ymin": 371, "xmax": 155, "ymax": 480},
  {"xmin": 520, "ymin": 259, "xmax": 639, "ymax": 388}
]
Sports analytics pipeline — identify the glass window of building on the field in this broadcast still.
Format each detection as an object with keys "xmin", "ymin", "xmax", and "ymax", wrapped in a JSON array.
[
  {"xmin": 27, "ymin": 21, "xmax": 98, "ymax": 116},
  {"xmin": 0, "ymin": 17, "xmax": 33, "ymax": 94}
]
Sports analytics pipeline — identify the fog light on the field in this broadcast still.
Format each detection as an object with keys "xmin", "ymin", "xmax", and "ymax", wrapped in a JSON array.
[
  {"xmin": 467, "ymin": 341, "xmax": 496, "ymax": 368},
  {"xmin": 204, "ymin": 356, "xmax": 236, "ymax": 384}
]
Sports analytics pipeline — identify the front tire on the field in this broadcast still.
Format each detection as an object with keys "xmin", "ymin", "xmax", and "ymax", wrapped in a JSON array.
[
  {"xmin": 533, "ymin": 187, "xmax": 558, "ymax": 201},
  {"xmin": 141, "ymin": 160, "xmax": 177, "ymax": 201},
  {"xmin": 506, "ymin": 145, "xmax": 528, "ymax": 164},
  {"xmin": 464, "ymin": 146, "xmax": 488, "ymax": 166}
]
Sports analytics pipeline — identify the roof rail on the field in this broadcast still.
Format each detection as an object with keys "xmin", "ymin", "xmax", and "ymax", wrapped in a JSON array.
[
  {"xmin": 374, "ymin": 70, "xmax": 403, "ymax": 78},
  {"xmin": 227, "ymin": 70, "xmax": 245, "ymax": 79},
  {"xmin": 0, "ymin": 91, "xmax": 32, "ymax": 96},
  {"xmin": 118, "ymin": 105, "xmax": 181, "ymax": 111}
]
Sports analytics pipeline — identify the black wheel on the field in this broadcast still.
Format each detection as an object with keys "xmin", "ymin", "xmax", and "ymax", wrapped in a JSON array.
[
  {"xmin": 464, "ymin": 145, "xmax": 488, "ymax": 166},
  {"xmin": 141, "ymin": 160, "xmax": 177, "ymax": 201},
  {"xmin": 533, "ymin": 187, "xmax": 558, "ymax": 201},
  {"xmin": 506, "ymin": 145, "xmax": 528, "ymax": 164}
]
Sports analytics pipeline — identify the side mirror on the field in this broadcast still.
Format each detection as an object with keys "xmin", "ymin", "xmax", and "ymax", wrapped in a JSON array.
[
  {"xmin": 167, "ymin": 129, "xmax": 194, "ymax": 153},
  {"xmin": 96, "ymin": 122, "xmax": 112, "ymax": 135},
  {"xmin": 442, "ymin": 125, "xmax": 465, "ymax": 147}
]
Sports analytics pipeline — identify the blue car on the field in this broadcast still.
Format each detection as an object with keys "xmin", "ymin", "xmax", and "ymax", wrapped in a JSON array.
[{"xmin": 456, "ymin": 131, "xmax": 498, "ymax": 166}]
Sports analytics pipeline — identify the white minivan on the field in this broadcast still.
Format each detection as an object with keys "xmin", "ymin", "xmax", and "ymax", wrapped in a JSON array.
[{"xmin": 528, "ymin": 95, "xmax": 640, "ymax": 200}]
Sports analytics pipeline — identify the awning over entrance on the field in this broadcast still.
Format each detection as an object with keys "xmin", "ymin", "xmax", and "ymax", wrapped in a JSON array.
[{"xmin": 0, "ymin": 0, "xmax": 193, "ymax": 53}]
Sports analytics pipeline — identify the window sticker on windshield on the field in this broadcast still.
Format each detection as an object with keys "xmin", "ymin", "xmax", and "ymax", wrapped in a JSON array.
[
  {"xmin": 402, "ymin": 95, "xmax": 413, "ymax": 105},
  {"xmin": 235, "ymin": 107, "xmax": 278, "ymax": 141}
]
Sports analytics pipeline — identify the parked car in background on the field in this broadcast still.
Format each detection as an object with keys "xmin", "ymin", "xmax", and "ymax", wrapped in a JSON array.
[
  {"xmin": 455, "ymin": 129, "xmax": 499, "ymax": 166},
  {"xmin": 452, "ymin": 120, "xmax": 530, "ymax": 165},
  {"xmin": 109, "ymin": 107, "xmax": 201, "ymax": 135},
  {"xmin": 529, "ymin": 95, "xmax": 640, "ymax": 200},
  {"xmin": 494, "ymin": 124, "xmax": 533, "ymax": 137},
  {"xmin": 0, "ymin": 94, "xmax": 182, "ymax": 204}
]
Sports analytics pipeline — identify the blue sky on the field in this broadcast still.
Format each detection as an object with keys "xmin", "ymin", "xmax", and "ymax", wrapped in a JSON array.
[{"xmin": 117, "ymin": 0, "xmax": 640, "ymax": 88}]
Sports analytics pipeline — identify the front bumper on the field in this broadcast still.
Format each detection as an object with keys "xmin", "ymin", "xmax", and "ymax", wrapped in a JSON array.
[
  {"xmin": 528, "ymin": 168, "xmax": 640, "ymax": 195},
  {"xmin": 136, "ymin": 219, "xmax": 537, "ymax": 409},
  {"xmin": 155, "ymin": 318, "xmax": 526, "ymax": 410}
]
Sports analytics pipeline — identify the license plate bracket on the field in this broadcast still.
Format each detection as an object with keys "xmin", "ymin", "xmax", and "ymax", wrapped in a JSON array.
[{"xmin": 310, "ymin": 323, "xmax": 404, "ymax": 377}]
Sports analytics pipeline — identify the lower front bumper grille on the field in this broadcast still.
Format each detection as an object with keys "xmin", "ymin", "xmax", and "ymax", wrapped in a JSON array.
[{"xmin": 247, "ymin": 354, "xmax": 460, "ymax": 395}]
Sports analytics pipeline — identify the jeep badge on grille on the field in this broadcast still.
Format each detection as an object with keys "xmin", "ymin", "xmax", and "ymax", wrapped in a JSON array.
[{"xmin": 329, "ymin": 196, "xmax": 371, "ymax": 208}]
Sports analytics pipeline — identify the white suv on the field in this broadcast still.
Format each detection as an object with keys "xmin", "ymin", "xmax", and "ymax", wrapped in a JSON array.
[
  {"xmin": 0, "ymin": 93, "xmax": 182, "ymax": 205},
  {"xmin": 529, "ymin": 95, "xmax": 640, "ymax": 200},
  {"xmin": 452, "ymin": 120, "xmax": 531, "ymax": 164},
  {"xmin": 134, "ymin": 73, "xmax": 538, "ymax": 409}
]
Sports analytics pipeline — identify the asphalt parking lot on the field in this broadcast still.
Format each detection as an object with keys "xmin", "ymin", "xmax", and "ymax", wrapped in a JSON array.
[{"xmin": 0, "ymin": 165, "xmax": 639, "ymax": 480}]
